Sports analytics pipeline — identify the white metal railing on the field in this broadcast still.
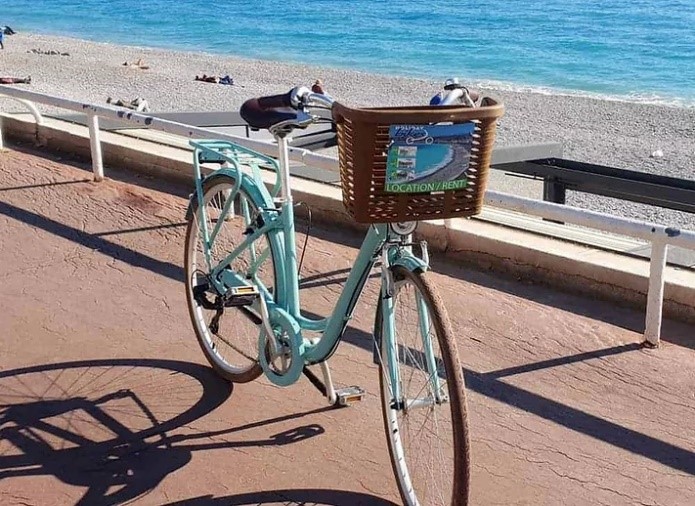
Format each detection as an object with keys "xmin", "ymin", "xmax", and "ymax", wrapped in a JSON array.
[
  {"xmin": 0, "ymin": 86, "xmax": 336, "ymax": 179},
  {"xmin": 1, "ymin": 85, "xmax": 693, "ymax": 346},
  {"xmin": 0, "ymin": 95, "xmax": 44, "ymax": 149}
]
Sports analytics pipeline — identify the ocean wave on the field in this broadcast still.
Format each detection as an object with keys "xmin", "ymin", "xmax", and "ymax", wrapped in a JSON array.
[{"xmin": 473, "ymin": 79, "xmax": 695, "ymax": 109}]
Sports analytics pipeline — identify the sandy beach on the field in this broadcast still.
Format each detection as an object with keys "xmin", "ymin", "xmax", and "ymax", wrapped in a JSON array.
[{"xmin": 1, "ymin": 32, "xmax": 693, "ymax": 228}]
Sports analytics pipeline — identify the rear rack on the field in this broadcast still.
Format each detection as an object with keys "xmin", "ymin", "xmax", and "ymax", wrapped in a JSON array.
[{"xmin": 190, "ymin": 139, "xmax": 281, "ymax": 198}]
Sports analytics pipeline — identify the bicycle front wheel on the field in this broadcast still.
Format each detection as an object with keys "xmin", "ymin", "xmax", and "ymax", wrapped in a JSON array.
[
  {"xmin": 184, "ymin": 174, "xmax": 278, "ymax": 383},
  {"xmin": 376, "ymin": 266, "xmax": 470, "ymax": 506}
]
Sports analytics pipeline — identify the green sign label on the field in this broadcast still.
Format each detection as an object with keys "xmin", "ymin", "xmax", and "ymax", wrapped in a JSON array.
[{"xmin": 385, "ymin": 123, "xmax": 475, "ymax": 193}]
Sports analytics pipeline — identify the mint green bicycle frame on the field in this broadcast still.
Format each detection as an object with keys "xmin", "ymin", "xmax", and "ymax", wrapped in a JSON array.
[{"xmin": 189, "ymin": 136, "xmax": 439, "ymax": 398}]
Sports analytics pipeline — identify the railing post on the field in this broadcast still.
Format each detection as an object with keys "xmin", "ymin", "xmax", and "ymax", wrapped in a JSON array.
[
  {"xmin": 87, "ymin": 112, "xmax": 104, "ymax": 181},
  {"xmin": 543, "ymin": 177, "xmax": 567, "ymax": 204},
  {"xmin": 644, "ymin": 239, "xmax": 668, "ymax": 347},
  {"xmin": 543, "ymin": 178, "xmax": 566, "ymax": 224}
]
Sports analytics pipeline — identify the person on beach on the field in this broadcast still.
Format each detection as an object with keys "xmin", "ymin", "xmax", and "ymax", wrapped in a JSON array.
[
  {"xmin": 0, "ymin": 29, "xmax": 4, "ymax": 50},
  {"xmin": 311, "ymin": 79, "xmax": 333, "ymax": 100},
  {"xmin": 311, "ymin": 79, "xmax": 325, "ymax": 94},
  {"xmin": 122, "ymin": 58, "xmax": 150, "ymax": 70},
  {"xmin": 195, "ymin": 74, "xmax": 219, "ymax": 83},
  {"xmin": 106, "ymin": 96, "xmax": 150, "ymax": 112},
  {"xmin": 28, "ymin": 48, "xmax": 70, "ymax": 56},
  {"xmin": 0, "ymin": 76, "xmax": 31, "ymax": 84},
  {"xmin": 194, "ymin": 74, "xmax": 234, "ymax": 85}
]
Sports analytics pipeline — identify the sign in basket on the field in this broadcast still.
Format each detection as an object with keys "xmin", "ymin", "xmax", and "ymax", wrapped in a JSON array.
[{"xmin": 385, "ymin": 122, "xmax": 475, "ymax": 193}]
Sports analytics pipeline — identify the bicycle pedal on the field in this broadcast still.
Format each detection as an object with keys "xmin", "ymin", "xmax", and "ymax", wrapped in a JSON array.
[
  {"xmin": 334, "ymin": 386, "xmax": 365, "ymax": 407},
  {"xmin": 223, "ymin": 285, "xmax": 260, "ymax": 307}
]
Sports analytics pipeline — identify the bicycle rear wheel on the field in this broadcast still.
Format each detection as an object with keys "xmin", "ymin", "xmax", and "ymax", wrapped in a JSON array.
[
  {"xmin": 184, "ymin": 174, "xmax": 278, "ymax": 383},
  {"xmin": 376, "ymin": 266, "xmax": 470, "ymax": 506}
]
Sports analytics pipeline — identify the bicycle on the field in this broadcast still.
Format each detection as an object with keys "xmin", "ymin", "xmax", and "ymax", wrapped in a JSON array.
[{"xmin": 183, "ymin": 80, "xmax": 503, "ymax": 505}]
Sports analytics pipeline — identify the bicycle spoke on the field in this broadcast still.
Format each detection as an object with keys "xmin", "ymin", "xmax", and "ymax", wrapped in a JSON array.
[{"xmin": 185, "ymin": 176, "xmax": 276, "ymax": 382}]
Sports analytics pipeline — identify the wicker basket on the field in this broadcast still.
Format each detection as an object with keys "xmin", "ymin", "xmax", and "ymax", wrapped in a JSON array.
[{"xmin": 332, "ymin": 98, "xmax": 504, "ymax": 223}]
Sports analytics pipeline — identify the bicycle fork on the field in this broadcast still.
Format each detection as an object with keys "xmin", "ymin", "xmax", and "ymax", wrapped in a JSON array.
[{"xmin": 377, "ymin": 238, "xmax": 446, "ymax": 411}]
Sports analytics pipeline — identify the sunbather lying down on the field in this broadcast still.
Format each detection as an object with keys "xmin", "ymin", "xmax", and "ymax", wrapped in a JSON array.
[
  {"xmin": 27, "ymin": 48, "xmax": 70, "ymax": 56},
  {"xmin": 195, "ymin": 74, "xmax": 234, "ymax": 85},
  {"xmin": 0, "ymin": 76, "xmax": 31, "ymax": 84},
  {"xmin": 106, "ymin": 96, "xmax": 151, "ymax": 112},
  {"xmin": 122, "ymin": 58, "xmax": 150, "ymax": 70}
]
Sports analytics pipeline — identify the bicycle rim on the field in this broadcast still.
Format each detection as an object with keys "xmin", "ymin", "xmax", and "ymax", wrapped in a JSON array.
[
  {"xmin": 184, "ymin": 175, "xmax": 277, "ymax": 382},
  {"xmin": 377, "ymin": 266, "xmax": 470, "ymax": 506}
]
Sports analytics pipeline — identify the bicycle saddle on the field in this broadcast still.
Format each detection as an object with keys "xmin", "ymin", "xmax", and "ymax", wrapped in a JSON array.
[{"xmin": 240, "ymin": 91, "xmax": 311, "ymax": 130}]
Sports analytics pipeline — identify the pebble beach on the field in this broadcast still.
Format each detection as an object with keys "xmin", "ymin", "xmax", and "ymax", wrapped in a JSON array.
[{"xmin": 1, "ymin": 32, "xmax": 694, "ymax": 228}]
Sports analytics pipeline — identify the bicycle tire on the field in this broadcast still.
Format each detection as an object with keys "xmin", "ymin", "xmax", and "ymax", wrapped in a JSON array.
[
  {"xmin": 375, "ymin": 266, "xmax": 470, "ymax": 506},
  {"xmin": 184, "ymin": 174, "xmax": 279, "ymax": 383}
]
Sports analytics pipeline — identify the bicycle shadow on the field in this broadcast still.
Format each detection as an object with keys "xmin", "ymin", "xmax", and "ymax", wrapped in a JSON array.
[
  {"xmin": 164, "ymin": 489, "xmax": 399, "ymax": 505},
  {"xmin": 0, "ymin": 359, "xmax": 328, "ymax": 505}
]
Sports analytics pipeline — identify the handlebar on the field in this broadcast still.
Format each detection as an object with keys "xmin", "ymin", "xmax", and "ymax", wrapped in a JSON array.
[
  {"xmin": 290, "ymin": 86, "xmax": 335, "ymax": 110},
  {"xmin": 430, "ymin": 77, "xmax": 479, "ymax": 107},
  {"xmin": 240, "ymin": 77, "xmax": 479, "ymax": 133},
  {"xmin": 239, "ymin": 85, "xmax": 334, "ymax": 132}
]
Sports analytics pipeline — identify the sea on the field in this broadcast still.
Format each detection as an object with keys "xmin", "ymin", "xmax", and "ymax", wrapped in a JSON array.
[{"xmin": 3, "ymin": 0, "xmax": 694, "ymax": 107}]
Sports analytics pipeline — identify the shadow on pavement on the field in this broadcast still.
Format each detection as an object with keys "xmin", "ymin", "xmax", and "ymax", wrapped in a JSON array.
[
  {"xmin": 6, "ymin": 142, "xmax": 193, "ymax": 199},
  {"xmin": 0, "ymin": 199, "xmax": 184, "ymax": 282},
  {"xmin": 164, "ymin": 489, "xmax": 399, "ymax": 505},
  {"xmin": 0, "ymin": 178, "xmax": 92, "ymax": 192},
  {"xmin": 0, "ymin": 359, "xmax": 327, "ymax": 505},
  {"xmin": 299, "ymin": 266, "xmax": 381, "ymax": 290},
  {"xmin": 93, "ymin": 221, "xmax": 187, "ymax": 237}
]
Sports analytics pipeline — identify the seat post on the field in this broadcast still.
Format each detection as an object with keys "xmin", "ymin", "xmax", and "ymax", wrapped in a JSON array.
[
  {"xmin": 273, "ymin": 131, "xmax": 301, "ymax": 316},
  {"xmin": 274, "ymin": 133, "xmax": 293, "ymax": 204}
]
